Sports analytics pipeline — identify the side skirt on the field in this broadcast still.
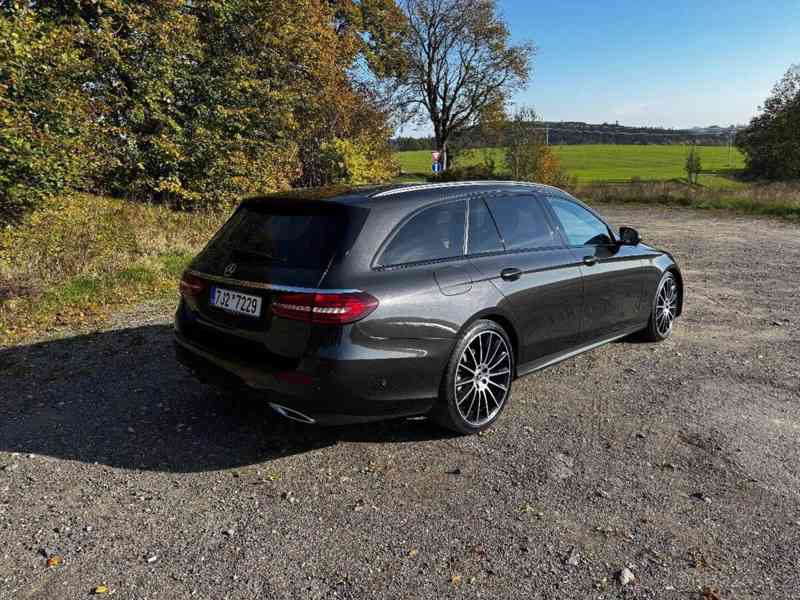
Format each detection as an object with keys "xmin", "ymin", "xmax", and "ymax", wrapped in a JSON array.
[{"xmin": 515, "ymin": 324, "xmax": 646, "ymax": 379}]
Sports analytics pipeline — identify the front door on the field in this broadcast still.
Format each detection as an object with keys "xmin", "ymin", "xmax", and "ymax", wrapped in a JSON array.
[{"xmin": 543, "ymin": 195, "xmax": 646, "ymax": 342}]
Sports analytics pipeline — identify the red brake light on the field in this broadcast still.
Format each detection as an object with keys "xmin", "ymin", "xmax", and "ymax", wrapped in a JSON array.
[
  {"xmin": 311, "ymin": 292, "xmax": 379, "ymax": 324},
  {"xmin": 180, "ymin": 272, "xmax": 205, "ymax": 297},
  {"xmin": 272, "ymin": 291, "xmax": 378, "ymax": 325}
]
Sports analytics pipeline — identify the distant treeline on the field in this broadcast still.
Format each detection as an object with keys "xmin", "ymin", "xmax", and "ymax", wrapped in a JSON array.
[{"xmin": 392, "ymin": 121, "xmax": 742, "ymax": 151}]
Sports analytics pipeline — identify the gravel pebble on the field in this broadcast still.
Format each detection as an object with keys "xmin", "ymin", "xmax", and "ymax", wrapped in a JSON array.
[{"xmin": 618, "ymin": 567, "xmax": 635, "ymax": 586}]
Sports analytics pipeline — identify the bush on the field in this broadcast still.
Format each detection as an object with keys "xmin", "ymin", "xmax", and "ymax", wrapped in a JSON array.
[
  {"xmin": 323, "ymin": 136, "xmax": 398, "ymax": 185},
  {"xmin": 0, "ymin": 12, "xmax": 102, "ymax": 220},
  {"xmin": 428, "ymin": 161, "xmax": 498, "ymax": 182}
]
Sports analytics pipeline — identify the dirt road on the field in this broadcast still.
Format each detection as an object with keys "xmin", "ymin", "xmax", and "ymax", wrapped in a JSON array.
[{"xmin": 1, "ymin": 205, "xmax": 798, "ymax": 599}]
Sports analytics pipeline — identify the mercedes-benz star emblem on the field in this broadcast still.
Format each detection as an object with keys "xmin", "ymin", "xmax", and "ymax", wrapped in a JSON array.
[{"xmin": 224, "ymin": 263, "xmax": 238, "ymax": 276}]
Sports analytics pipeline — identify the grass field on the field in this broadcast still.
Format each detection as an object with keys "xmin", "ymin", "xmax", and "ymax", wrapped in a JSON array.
[{"xmin": 395, "ymin": 144, "xmax": 746, "ymax": 187}]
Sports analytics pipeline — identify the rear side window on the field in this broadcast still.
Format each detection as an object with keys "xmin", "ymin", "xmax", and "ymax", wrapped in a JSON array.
[
  {"xmin": 380, "ymin": 201, "xmax": 466, "ymax": 266},
  {"xmin": 209, "ymin": 204, "xmax": 349, "ymax": 269},
  {"xmin": 485, "ymin": 195, "xmax": 560, "ymax": 250},
  {"xmin": 545, "ymin": 196, "xmax": 613, "ymax": 246},
  {"xmin": 468, "ymin": 198, "xmax": 504, "ymax": 255}
]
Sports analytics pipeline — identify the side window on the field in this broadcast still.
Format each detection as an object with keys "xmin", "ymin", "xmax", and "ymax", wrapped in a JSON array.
[
  {"xmin": 380, "ymin": 201, "xmax": 466, "ymax": 266},
  {"xmin": 484, "ymin": 195, "xmax": 560, "ymax": 251},
  {"xmin": 468, "ymin": 198, "xmax": 504, "ymax": 255},
  {"xmin": 546, "ymin": 196, "xmax": 613, "ymax": 246}
]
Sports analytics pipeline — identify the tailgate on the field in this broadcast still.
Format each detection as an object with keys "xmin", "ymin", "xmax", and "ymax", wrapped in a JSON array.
[{"xmin": 182, "ymin": 199, "xmax": 366, "ymax": 360}]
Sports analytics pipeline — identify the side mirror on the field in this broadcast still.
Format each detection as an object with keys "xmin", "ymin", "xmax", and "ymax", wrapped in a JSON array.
[{"xmin": 619, "ymin": 226, "xmax": 641, "ymax": 245}]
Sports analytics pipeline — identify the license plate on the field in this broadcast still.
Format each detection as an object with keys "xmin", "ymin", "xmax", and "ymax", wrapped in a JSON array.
[{"xmin": 210, "ymin": 286, "xmax": 262, "ymax": 317}]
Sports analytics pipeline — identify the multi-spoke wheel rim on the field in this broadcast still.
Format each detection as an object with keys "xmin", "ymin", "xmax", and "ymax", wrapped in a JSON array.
[
  {"xmin": 655, "ymin": 275, "xmax": 678, "ymax": 337},
  {"xmin": 454, "ymin": 330, "xmax": 512, "ymax": 427}
]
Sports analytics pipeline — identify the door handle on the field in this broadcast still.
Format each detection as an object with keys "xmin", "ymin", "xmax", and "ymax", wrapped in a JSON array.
[
  {"xmin": 582, "ymin": 256, "xmax": 597, "ymax": 266},
  {"xmin": 500, "ymin": 267, "xmax": 523, "ymax": 281}
]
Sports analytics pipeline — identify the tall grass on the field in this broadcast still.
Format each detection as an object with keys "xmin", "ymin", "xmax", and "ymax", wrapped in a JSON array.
[
  {"xmin": 0, "ymin": 195, "xmax": 227, "ymax": 345},
  {"xmin": 577, "ymin": 181, "xmax": 800, "ymax": 219}
]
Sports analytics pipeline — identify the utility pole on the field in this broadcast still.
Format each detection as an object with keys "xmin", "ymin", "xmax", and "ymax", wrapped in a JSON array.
[{"xmin": 545, "ymin": 125, "xmax": 549, "ymax": 146}]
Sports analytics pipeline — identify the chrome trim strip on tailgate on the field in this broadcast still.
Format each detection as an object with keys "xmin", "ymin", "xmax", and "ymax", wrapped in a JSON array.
[{"xmin": 186, "ymin": 269, "xmax": 362, "ymax": 294}]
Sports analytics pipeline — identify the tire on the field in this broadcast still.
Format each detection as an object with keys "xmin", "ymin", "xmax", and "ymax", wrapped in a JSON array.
[
  {"xmin": 430, "ymin": 319, "xmax": 515, "ymax": 434},
  {"xmin": 641, "ymin": 271, "xmax": 680, "ymax": 342}
]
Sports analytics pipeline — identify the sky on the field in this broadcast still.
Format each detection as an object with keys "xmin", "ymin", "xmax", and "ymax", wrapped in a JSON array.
[{"xmin": 400, "ymin": 0, "xmax": 800, "ymax": 135}]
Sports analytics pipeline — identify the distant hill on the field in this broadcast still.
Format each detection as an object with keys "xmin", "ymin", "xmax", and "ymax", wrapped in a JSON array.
[{"xmin": 392, "ymin": 121, "xmax": 745, "ymax": 151}]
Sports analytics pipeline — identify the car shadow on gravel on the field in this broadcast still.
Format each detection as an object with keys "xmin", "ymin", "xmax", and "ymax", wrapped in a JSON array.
[{"xmin": 0, "ymin": 325, "xmax": 452, "ymax": 473}]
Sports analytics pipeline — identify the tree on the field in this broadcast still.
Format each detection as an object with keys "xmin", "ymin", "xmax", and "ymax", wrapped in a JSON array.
[
  {"xmin": 505, "ymin": 107, "xmax": 541, "ymax": 180},
  {"xmin": 736, "ymin": 64, "xmax": 800, "ymax": 180},
  {"xmin": 0, "ymin": 0, "xmax": 405, "ymax": 216},
  {"xmin": 685, "ymin": 146, "xmax": 702, "ymax": 184},
  {"xmin": 504, "ymin": 107, "xmax": 570, "ymax": 186},
  {"xmin": 398, "ymin": 0, "xmax": 533, "ymax": 170}
]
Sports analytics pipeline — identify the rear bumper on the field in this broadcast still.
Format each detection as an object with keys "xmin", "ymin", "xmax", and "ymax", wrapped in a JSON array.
[{"xmin": 174, "ymin": 331, "xmax": 440, "ymax": 425}]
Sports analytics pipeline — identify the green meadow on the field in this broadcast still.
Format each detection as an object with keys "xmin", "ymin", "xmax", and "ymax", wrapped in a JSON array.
[{"xmin": 395, "ymin": 144, "xmax": 746, "ymax": 187}]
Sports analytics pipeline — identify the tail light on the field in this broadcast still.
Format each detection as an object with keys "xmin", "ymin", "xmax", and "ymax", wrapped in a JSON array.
[
  {"xmin": 272, "ymin": 291, "xmax": 378, "ymax": 325},
  {"xmin": 180, "ymin": 271, "xmax": 205, "ymax": 297}
]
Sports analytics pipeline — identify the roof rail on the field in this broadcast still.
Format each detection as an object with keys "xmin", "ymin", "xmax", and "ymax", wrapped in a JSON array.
[{"xmin": 370, "ymin": 180, "xmax": 561, "ymax": 198}]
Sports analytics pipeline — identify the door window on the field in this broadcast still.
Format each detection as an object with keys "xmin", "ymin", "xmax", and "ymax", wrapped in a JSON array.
[
  {"xmin": 484, "ymin": 195, "xmax": 561, "ymax": 251},
  {"xmin": 467, "ymin": 198, "xmax": 504, "ymax": 255},
  {"xmin": 546, "ymin": 196, "xmax": 613, "ymax": 246},
  {"xmin": 379, "ymin": 201, "xmax": 466, "ymax": 266}
]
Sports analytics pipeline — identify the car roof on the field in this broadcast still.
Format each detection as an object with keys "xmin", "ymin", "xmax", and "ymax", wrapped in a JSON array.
[
  {"xmin": 367, "ymin": 181, "xmax": 568, "ymax": 200},
  {"xmin": 243, "ymin": 181, "xmax": 572, "ymax": 210}
]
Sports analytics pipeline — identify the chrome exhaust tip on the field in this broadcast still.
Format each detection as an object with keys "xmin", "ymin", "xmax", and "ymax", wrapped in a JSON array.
[{"xmin": 269, "ymin": 403, "xmax": 316, "ymax": 424}]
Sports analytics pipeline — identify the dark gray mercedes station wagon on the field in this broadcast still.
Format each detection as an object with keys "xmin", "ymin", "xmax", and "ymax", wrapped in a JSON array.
[{"xmin": 175, "ymin": 182, "xmax": 682, "ymax": 434}]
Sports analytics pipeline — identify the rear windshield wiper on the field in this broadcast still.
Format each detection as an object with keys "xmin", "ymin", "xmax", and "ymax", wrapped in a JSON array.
[{"xmin": 231, "ymin": 247, "xmax": 288, "ymax": 263}]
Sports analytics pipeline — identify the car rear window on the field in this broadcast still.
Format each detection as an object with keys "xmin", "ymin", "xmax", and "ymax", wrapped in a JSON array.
[
  {"xmin": 379, "ymin": 201, "xmax": 466, "ymax": 266},
  {"xmin": 208, "ymin": 203, "xmax": 350, "ymax": 269}
]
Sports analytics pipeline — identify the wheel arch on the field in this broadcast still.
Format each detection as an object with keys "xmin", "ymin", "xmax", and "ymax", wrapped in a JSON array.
[
  {"xmin": 456, "ymin": 309, "xmax": 521, "ymax": 374},
  {"xmin": 666, "ymin": 266, "xmax": 684, "ymax": 316}
]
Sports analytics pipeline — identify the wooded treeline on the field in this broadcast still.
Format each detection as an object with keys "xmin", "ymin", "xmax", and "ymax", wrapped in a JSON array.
[
  {"xmin": 392, "ymin": 122, "xmax": 739, "ymax": 152},
  {"xmin": 0, "ymin": 0, "xmax": 407, "ymax": 219}
]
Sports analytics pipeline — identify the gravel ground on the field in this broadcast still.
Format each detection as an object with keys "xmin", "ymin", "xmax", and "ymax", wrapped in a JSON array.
[{"xmin": 1, "ymin": 205, "xmax": 798, "ymax": 600}]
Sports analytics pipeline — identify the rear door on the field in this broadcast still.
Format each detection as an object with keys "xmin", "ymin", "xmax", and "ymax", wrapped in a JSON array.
[
  {"xmin": 186, "ymin": 200, "xmax": 367, "ymax": 359},
  {"xmin": 467, "ymin": 193, "xmax": 584, "ymax": 365},
  {"xmin": 379, "ymin": 200, "xmax": 472, "ymax": 297},
  {"xmin": 543, "ymin": 195, "xmax": 646, "ymax": 342}
]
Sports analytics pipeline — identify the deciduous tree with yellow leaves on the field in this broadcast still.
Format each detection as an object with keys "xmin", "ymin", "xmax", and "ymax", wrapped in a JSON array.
[{"xmin": 0, "ymin": 0, "xmax": 408, "ymax": 219}]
